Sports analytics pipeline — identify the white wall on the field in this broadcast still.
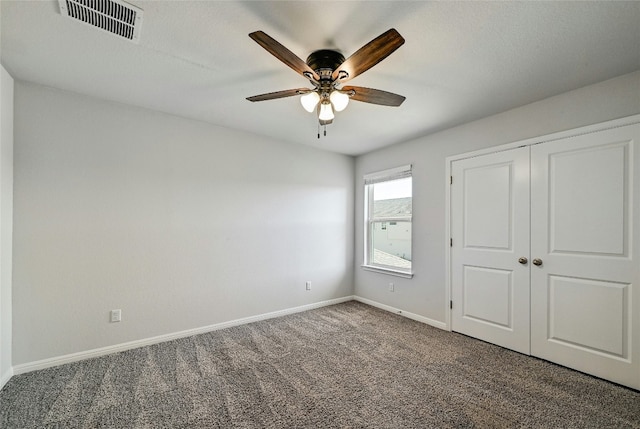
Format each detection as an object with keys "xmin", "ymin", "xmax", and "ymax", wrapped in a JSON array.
[
  {"xmin": 12, "ymin": 82, "xmax": 354, "ymax": 366},
  {"xmin": 0, "ymin": 65, "xmax": 14, "ymax": 388},
  {"xmin": 354, "ymin": 71, "xmax": 640, "ymax": 326}
]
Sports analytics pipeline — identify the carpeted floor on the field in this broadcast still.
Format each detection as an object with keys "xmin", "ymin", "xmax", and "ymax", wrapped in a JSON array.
[{"xmin": 1, "ymin": 301, "xmax": 640, "ymax": 428}]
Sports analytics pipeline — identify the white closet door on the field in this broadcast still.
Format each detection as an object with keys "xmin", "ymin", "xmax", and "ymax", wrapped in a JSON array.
[
  {"xmin": 530, "ymin": 124, "xmax": 640, "ymax": 390},
  {"xmin": 451, "ymin": 146, "xmax": 530, "ymax": 354}
]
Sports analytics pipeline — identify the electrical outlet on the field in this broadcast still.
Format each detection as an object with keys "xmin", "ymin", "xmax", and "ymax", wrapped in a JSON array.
[
  {"xmin": 110, "ymin": 309, "xmax": 122, "ymax": 323},
  {"xmin": 389, "ymin": 283, "xmax": 395, "ymax": 292},
  {"xmin": 306, "ymin": 281, "xmax": 311, "ymax": 291}
]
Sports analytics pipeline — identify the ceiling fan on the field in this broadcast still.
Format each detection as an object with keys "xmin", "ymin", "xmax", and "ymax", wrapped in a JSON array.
[{"xmin": 246, "ymin": 29, "xmax": 406, "ymax": 136}]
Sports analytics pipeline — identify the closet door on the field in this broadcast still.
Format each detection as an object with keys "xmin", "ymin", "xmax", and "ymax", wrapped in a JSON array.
[
  {"xmin": 451, "ymin": 146, "xmax": 530, "ymax": 354},
  {"xmin": 530, "ymin": 124, "xmax": 640, "ymax": 390}
]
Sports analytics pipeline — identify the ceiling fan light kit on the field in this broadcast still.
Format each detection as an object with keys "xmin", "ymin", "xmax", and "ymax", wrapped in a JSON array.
[
  {"xmin": 318, "ymin": 102, "xmax": 335, "ymax": 122},
  {"xmin": 329, "ymin": 91, "xmax": 350, "ymax": 112},
  {"xmin": 300, "ymin": 91, "xmax": 320, "ymax": 112},
  {"xmin": 247, "ymin": 29, "xmax": 406, "ymax": 137}
]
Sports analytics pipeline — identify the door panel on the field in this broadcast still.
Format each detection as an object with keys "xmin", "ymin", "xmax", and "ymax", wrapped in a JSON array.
[
  {"xmin": 530, "ymin": 124, "xmax": 640, "ymax": 389},
  {"xmin": 464, "ymin": 164, "xmax": 513, "ymax": 249},
  {"xmin": 549, "ymin": 143, "xmax": 627, "ymax": 256},
  {"xmin": 533, "ymin": 273, "xmax": 635, "ymax": 386},
  {"xmin": 451, "ymin": 147, "xmax": 530, "ymax": 354},
  {"xmin": 548, "ymin": 275, "xmax": 628, "ymax": 358},
  {"xmin": 463, "ymin": 266, "xmax": 512, "ymax": 328}
]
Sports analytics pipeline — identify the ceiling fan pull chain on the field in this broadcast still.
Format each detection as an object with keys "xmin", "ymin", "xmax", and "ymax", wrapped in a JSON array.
[
  {"xmin": 317, "ymin": 122, "xmax": 320, "ymax": 139},
  {"xmin": 324, "ymin": 125, "xmax": 327, "ymax": 137}
]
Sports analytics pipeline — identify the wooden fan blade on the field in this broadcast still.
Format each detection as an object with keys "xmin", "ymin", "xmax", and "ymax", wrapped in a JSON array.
[
  {"xmin": 332, "ymin": 29, "xmax": 405, "ymax": 82},
  {"xmin": 246, "ymin": 88, "xmax": 311, "ymax": 102},
  {"xmin": 249, "ymin": 31, "xmax": 320, "ymax": 81},
  {"xmin": 343, "ymin": 86, "xmax": 406, "ymax": 106}
]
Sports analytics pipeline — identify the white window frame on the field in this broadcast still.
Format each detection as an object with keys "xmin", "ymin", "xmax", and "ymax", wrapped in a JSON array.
[{"xmin": 362, "ymin": 165, "xmax": 413, "ymax": 278}]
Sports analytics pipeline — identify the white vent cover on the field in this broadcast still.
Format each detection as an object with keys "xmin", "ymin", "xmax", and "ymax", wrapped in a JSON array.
[{"xmin": 58, "ymin": 0, "xmax": 143, "ymax": 43}]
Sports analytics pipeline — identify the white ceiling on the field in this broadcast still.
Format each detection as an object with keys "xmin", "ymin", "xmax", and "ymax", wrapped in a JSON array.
[{"xmin": 2, "ymin": 1, "xmax": 640, "ymax": 156}]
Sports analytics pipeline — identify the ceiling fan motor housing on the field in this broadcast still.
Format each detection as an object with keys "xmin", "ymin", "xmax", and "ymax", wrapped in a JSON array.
[{"xmin": 306, "ymin": 50, "xmax": 345, "ymax": 79}]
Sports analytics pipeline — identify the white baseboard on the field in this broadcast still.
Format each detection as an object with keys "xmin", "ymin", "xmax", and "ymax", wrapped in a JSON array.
[
  {"xmin": 12, "ymin": 296, "xmax": 355, "ymax": 376},
  {"xmin": 11, "ymin": 295, "xmax": 446, "ymax": 376},
  {"xmin": 0, "ymin": 367, "xmax": 13, "ymax": 390},
  {"xmin": 353, "ymin": 296, "xmax": 448, "ymax": 331}
]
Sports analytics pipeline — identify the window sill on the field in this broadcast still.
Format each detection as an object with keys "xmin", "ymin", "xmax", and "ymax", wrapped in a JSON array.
[{"xmin": 361, "ymin": 265, "xmax": 414, "ymax": 279}]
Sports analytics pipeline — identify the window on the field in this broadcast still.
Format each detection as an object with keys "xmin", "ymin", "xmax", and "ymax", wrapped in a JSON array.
[{"xmin": 363, "ymin": 165, "xmax": 413, "ymax": 277}]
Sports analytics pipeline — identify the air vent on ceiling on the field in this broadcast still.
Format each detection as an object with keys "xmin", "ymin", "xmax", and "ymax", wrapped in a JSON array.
[{"xmin": 58, "ymin": 0, "xmax": 143, "ymax": 43}]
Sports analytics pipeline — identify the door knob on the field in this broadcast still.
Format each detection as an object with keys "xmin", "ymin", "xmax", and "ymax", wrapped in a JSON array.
[
  {"xmin": 518, "ymin": 257, "xmax": 528, "ymax": 264},
  {"xmin": 532, "ymin": 258, "xmax": 543, "ymax": 266}
]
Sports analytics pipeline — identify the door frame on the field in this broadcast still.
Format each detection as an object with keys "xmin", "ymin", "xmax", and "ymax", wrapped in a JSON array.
[{"xmin": 444, "ymin": 114, "xmax": 640, "ymax": 331}]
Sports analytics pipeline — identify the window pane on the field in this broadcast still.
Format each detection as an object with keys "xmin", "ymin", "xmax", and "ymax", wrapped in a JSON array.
[
  {"xmin": 373, "ymin": 197, "xmax": 412, "ymax": 219},
  {"xmin": 373, "ymin": 177, "xmax": 412, "ymax": 219},
  {"xmin": 365, "ymin": 173, "xmax": 412, "ymax": 273},
  {"xmin": 373, "ymin": 177, "xmax": 412, "ymax": 200},
  {"xmin": 371, "ymin": 221, "xmax": 412, "ymax": 269}
]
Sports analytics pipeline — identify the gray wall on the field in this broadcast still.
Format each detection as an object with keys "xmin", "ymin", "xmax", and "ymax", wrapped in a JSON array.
[
  {"xmin": 12, "ymin": 82, "xmax": 355, "ymax": 365},
  {"xmin": 7, "ymin": 70, "xmax": 640, "ymax": 370},
  {"xmin": 0, "ymin": 65, "xmax": 14, "ymax": 387},
  {"xmin": 354, "ymin": 71, "xmax": 640, "ymax": 326}
]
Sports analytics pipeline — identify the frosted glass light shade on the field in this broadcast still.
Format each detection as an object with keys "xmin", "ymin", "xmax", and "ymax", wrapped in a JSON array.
[
  {"xmin": 318, "ymin": 102, "xmax": 335, "ymax": 121},
  {"xmin": 300, "ymin": 91, "xmax": 320, "ymax": 112},
  {"xmin": 330, "ymin": 91, "xmax": 350, "ymax": 112}
]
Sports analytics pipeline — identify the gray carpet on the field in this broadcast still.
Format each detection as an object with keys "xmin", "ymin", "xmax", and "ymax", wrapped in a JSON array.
[{"xmin": 1, "ymin": 301, "xmax": 639, "ymax": 428}]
